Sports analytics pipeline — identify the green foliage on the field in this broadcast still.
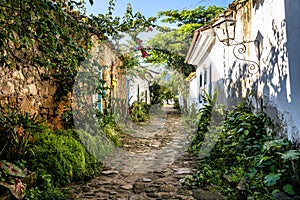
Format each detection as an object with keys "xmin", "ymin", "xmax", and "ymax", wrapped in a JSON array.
[
  {"xmin": 129, "ymin": 102, "xmax": 151, "ymax": 122},
  {"xmin": 60, "ymin": 105, "xmax": 74, "ymax": 128},
  {"xmin": 157, "ymin": 5, "xmax": 224, "ymax": 35},
  {"xmin": 279, "ymin": 150, "xmax": 300, "ymax": 160},
  {"xmin": 149, "ymin": 81, "xmax": 176, "ymax": 105},
  {"xmin": 147, "ymin": 30, "xmax": 190, "ymax": 56},
  {"xmin": 0, "ymin": 160, "xmax": 25, "ymax": 179},
  {"xmin": 150, "ymin": 81, "xmax": 174, "ymax": 104},
  {"xmin": 283, "ymin": 184, "xmax": 296, "ymax": 195},
  {"xmin": 24, "ymin": 171, "xmax": 66, "ymax": 200},
  {"xmin": 0, "ymin": 105, "xmax": 47, "ymax": 161},
  {"xmin": 90, "ymin": 2, "xmax": 156, "ymax": 37},
  {"xmin": 25, "ymin": 128, "xmax": 102, "ymax": 199},
  {"xmin": 75, "ymin": 129, "xmax": 116, "ymax": 160},
  {"xmin": 145, "ymin": 6, "xmax": 223, "ymax": 77},
  {"xmin": 157, "ymin": 5, "xmax": 224, "ymax": 25},
  {"xmin": 102, "ymin": 125, "xmax": 122, "ymax": 147},
  {"xmin": 161, "ymin": 83, "xmax": 175, "ymax": 104},
  {"xmin": 0, "ymin": 0, "xmax": 95, "ymax": 100},
  {"xmin": 30, "ymin": 129, "xmax": 101, "ymax": 187},
  {"xmin": 185, "ymin": 103, "xmax": 300, "ymax": 199},
  {"xmin": 188, "ymin": 90, "xmax": 218, "ymax": 153},
  {"xmin": 98, "ymin": 113, "xmax": 122, "ymax": 147},
  {"xmin": 25, "ymin": 185, "xmax": 66, "ymax": 200}
]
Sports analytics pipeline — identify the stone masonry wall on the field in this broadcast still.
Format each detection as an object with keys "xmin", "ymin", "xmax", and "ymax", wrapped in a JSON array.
[
  {"xmin": 0, "ymin": 65, "xmax": 58, "ymax": 121},
  {"xmin": 0, "ymin": 38, "xmax": 125, "ymax": 128}
]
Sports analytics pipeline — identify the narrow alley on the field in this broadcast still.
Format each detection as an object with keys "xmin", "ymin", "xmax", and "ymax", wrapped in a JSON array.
[{"xmin": 67, "ymin": 106, "xmax": 224, "ymax": 200}]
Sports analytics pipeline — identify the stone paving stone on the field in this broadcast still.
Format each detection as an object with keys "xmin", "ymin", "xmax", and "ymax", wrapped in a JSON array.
[
  {"xmin": 67, "ymin": 106, "xmax": 223, "ymax": 200},
  {"xmin": 120, "ymin": 184, "xmax": 133, "ymax": 190}
]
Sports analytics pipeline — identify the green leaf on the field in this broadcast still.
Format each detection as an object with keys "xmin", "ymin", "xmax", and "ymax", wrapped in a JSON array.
[
  {"xmin": 264, "ymin": 173, "xmax": 281, "ymax": 187},
  {"xmin": 283, "ymin": 184, "xmax": 296, "ymax": 195},
  {"xmin": 0, "ymin": 182, "xmax": 11, "ymax": 189},
  {"xmin": 0, "ymin": 160, "xmax": 25, "ymax": 178},
  {"xmin": 280, "ymin": 150, "xmax": 300, "ymax": 160},
  {"xmin": 89, "ymin": 0, "xmax": 94, "ymax": 5},
  {"xmin": 237, "ymin": 128, "xmax": 244, "ymax": 133}
]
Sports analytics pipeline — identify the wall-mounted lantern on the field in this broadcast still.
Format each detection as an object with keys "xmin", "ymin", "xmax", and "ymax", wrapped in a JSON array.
[
  {"xmin": 212, "ymin": 14, "xmax": 261, "ymax": 75},
  {"xmin": 212, "ymin": 14, "xmax": 236, "ymax": 46}
]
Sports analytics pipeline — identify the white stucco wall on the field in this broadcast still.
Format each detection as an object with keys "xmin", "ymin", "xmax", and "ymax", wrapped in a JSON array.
[
  {"xmin": 128, "ymin": 77, "xmax": 150, "ymax": 105},
  {"xmin": 187, "ymin": 77, "xmax": 199, "ymax": 110},
  {"xmin": 219, "ymin": 0, "xmax": 300, "ymax": 144}
]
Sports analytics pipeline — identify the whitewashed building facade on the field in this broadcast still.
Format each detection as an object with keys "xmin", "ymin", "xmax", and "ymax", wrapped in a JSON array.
[{"xmin": 185, "ymin": 0, "xmax": 300, "ymax": 145}]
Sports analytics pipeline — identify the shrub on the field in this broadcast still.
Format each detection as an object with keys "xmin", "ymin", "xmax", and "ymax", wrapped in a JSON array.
[
  {"xmin": 0, "ymin": 105, "xmax": 47, "ymax": 161},
  {"xmin": 129, "ymin": 102, "xmax": 150, "ymax": 122},
  {"xmin": 184, "ymin": 103, "xmax": 300, "ymax": 199},
  {"xmin": 0, "ymin": 160, "xmax": 27, "ymax": 200},
  {"xmin": 30, "ymin": 129, "xmax": 101, "ymax": 187}
]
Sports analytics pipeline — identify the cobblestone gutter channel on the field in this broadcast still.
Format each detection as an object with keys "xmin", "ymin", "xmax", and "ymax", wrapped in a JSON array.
[{"xmin": 67, "ymin": 105, "xmax": 224, "ymax": 200}]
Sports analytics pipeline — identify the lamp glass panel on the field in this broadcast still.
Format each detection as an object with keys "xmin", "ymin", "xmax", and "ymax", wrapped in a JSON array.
[
  {"xmin": 214, "ymin": 27, "xmax": 228, "ymax": 42},
  {"xmin": 226, "ymin": 20, "xmax": 235, "ymax": 40}
]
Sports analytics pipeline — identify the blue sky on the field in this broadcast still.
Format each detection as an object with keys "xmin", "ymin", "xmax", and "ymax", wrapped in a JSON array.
[{"xmin": 86, "ymin": 0, "xmax": 231, "ymax": 18}]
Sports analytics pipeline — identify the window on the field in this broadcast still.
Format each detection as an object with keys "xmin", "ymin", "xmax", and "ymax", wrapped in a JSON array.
[
  {"xmin": 199, "ymin": 73, "xmax": 203, "ymax": 87},
  {"xmin": 204, "ymin": 69, "xmax": 207, "ymax": 86},
  {"xmin": 199, "ymin": 73, "xmax": 203, "ymax": 103}
]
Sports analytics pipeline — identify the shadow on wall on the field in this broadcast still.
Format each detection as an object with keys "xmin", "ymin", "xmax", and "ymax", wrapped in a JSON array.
[
  {"xmin": 252, "ymin": 0, "xmax": 265, "ymax": 11},
  {"xmin": 258, "ymin": 19, "xmax": 289, "ymax": 103},
  {"xmin": 247, "ymin": 19, "xmax": 291, "ymax": 138},
  {"xmin": 224, "ymin": 19, "xmax": 289, "ymax": 124}
]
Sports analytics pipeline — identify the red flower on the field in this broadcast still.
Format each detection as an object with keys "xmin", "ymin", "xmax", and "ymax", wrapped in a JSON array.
[
  {"xmin": 147, "ymin": 26, "xmax": 153, "ymax": 32},
  {"xmin": 141, "ymin": 50, "xmax": 147, "ymax": 58},
  {"xmin": 136, "ymin": 38, "xmax": 142, "ymax": 44},
  {"xmin": 137, "ymin": 45, "xmax": 143, "ymax": 50}
]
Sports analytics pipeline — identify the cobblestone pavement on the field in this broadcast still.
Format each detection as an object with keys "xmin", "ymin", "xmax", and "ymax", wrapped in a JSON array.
[{"xmin": 68, "ymin": 105, "xmax": 224, "ymax": 200}]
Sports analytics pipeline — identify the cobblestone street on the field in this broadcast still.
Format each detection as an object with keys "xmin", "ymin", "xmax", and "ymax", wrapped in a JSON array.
[{"xmin": 68, "ymin": 106, "xmax": 224, "ymax": 200}]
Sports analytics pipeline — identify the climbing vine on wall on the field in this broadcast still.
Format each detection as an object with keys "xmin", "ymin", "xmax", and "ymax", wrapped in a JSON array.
[
  {"xmin": 0, "ymin": 0, "xmax": 94, "ymax": 102},
  {"xmin": 0, "ymin": 0, "xmax": 156, "ymax": 99}
]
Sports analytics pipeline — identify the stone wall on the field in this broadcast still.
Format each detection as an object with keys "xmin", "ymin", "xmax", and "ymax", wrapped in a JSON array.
[
  {"xmin": 0, "ymin": 65, "xmax": 58, "ymax": 121},
  {"xmin": 0, "ymin": 38, "xmax": 125, "ymax": 128},
  {"xmin": 97, "ymin": 40, "xmax": 126, "ymax": 113}
]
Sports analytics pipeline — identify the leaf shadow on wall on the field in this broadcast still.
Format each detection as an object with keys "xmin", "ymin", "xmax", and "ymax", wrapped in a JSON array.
[
  {"xmin": 252, "ymin": 0, "xmax": 265, "ymax": 11},
  {"xmin": 224, "ymin": 20, "xmax": 289, "ymax": 114}
]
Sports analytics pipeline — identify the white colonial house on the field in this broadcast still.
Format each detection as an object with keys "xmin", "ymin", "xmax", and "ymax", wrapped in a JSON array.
[{"xmin": 185, "ymin": 0, "xmax": 300, "ymax": 145}]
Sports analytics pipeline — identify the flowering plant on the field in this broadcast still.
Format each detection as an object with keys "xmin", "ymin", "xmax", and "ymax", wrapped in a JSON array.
[{"xmin": 0, "ymin": 160, "xmax": 26, "ymax": 199}]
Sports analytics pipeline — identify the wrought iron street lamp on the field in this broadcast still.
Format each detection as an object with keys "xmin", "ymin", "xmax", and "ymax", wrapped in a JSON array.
[
  {"xmin": 212, "ymin": 15, "xmax": 261, "ymax": 75},
  {"xmin": 213, "ymin": 15, "xmax": 236, "ymax": 46}
]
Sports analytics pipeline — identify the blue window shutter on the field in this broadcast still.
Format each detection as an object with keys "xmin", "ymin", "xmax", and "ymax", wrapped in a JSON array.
[
  {"xmin": 126, "ymin": 78, "xmax": 130, "ymax": 101},
  {"xmin": 98, "ymin": 69, "xmax": 102, "ymax": 112}
]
